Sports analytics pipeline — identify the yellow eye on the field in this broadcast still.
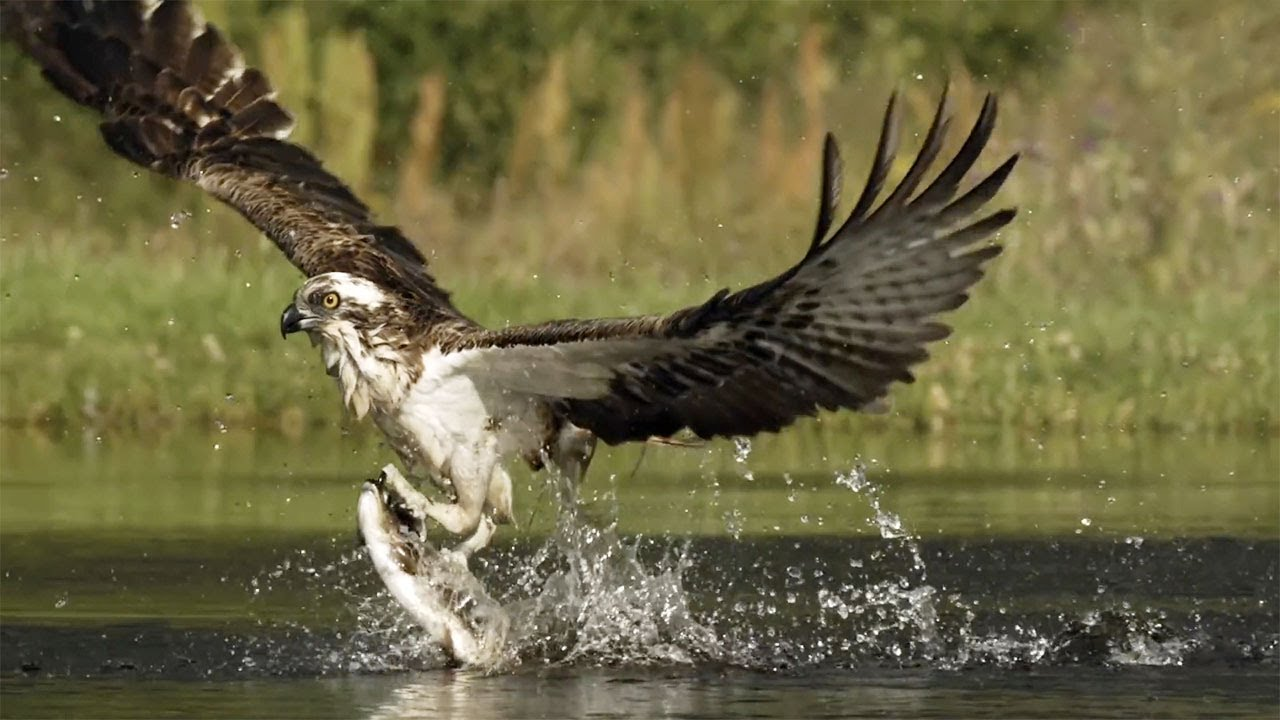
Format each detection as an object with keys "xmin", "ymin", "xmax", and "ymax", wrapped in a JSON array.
[{"xmin": 321, "ymin": 291, "xmax": 340, "ymax": 310}]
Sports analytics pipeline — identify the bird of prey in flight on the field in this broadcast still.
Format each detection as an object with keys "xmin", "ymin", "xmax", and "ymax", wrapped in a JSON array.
[{"xmin": 5, "ymin": 1, "xmax": 1017, "ymax": 555}]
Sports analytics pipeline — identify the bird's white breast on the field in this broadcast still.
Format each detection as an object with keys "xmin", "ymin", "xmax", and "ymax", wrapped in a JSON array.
[{"xmin": 377, "ymin": 348, "xmax": 548, "ymax": 482}]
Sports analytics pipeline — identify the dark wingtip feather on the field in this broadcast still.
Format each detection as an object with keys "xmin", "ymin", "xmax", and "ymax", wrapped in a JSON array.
[
  {"xmin": 980, "ymin": 207, "xmax": 1018, "ymax": 234},
  {"xmin": 964, "ymin": 244, "xmax": 1004, "ymax": 264},
  {"xmin": 986, "ymin": 153, "xmax": 1020, "ymax": 191},
  {"xmin": 878, "ymin": 83, "xmax": 954, "ymax": 211},
  {"xmin": 911, "ymin": 93, "xmax": 1003, "ymax": 214},
  {"xmin": 932, "ymin": 153, "xmax": 1020, "ymax": 229},
  {"xmin": 805, "ymin": 133, "xmax": 843, "ymax": 260},
  {"xmin": 847, "ymin": 90, "xmax": 901, "ymax": 225},
  {"xmin": 825, "ymin": 134, "xmax": 844, "ymax": 207},
  {"xmin": 927, "ymin": 322, "xmax": 954, "ymax": 342},
  {"xmin": 993, "ymin": 206, "xmax": 1018, "ymax": 226},
  {"xmin": 227, "ymin": 96, "xmax": 294, "ymax": 138}
]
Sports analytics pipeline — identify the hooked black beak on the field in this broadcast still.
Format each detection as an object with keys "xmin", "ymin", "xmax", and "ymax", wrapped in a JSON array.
[{"xmin": 280, "ymin": 303, "xmax": 307, "ymax": 339}]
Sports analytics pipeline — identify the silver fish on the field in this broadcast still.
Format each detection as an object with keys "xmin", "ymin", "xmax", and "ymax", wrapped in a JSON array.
[{"xmin": 357, "ymin": 471, "xmax": 511, "ymax": 669}]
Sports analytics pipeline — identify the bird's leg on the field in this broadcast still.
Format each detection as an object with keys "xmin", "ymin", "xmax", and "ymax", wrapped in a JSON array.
[
  {"xmin": 378, "ymin": 464, "xmax": 486, "ymax": 537},
  {"xmin": 394, "ymin": 458, "xmax": 455, "ymax": 500},
  {"xmin": 485, "ymin": 464, "xmax": 515, "ymax": 527},
  {"xmin": 448, "ymin": 515, "xmax": 498, "ymax": 560}
]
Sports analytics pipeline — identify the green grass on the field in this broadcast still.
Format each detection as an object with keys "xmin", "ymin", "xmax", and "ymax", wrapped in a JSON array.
[{"xmin": 0, "ymin": 237, "xmax": 1274, "ymax": 436}]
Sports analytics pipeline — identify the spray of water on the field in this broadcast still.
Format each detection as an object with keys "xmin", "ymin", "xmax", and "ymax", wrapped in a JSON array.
[
  {"xmin": 240, "ymin": 456, "xmax": 1210, "ymax": 673},
  {"xmin": 831, "ymin": 465, "xmax": 941, "ymax": 660},
  {"xmin": 497, "ymin": 503, "xmax": 717, "ymax": 666}
]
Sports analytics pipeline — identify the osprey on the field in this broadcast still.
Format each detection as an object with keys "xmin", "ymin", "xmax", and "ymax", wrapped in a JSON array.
[{"xmin": 7, "ymin": 1, "xmax": 1018, "ymax": 554}]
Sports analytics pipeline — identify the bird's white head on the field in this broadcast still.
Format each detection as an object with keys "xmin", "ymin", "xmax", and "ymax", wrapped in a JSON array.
[{"xmin": 280, "ymin": 272, "xmax": 415, "ymax": 419}]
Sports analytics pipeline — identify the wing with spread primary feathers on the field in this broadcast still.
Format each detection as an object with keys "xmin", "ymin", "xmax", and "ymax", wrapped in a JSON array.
[
  {"xmin": 451, "ymin": 88, "xmax": 1018, "ymax": 444},
  {"xmin": 3, "ymin": 0, "xmax": 456, "ymax": 312}
]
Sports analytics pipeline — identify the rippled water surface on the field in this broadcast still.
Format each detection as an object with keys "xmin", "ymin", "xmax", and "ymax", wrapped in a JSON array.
[{"xmin": 1, "ymin": 428, "xmax": 1276, "ymax": 718}]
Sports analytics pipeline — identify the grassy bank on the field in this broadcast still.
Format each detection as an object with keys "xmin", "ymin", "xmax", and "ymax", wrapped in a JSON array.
[
  {"xmin": 0, "ymin": 2, "xmax": 1276, "ymax": 437},
  {"xmin": 1, "ymin": 241, "xmax": 1273, "ymax": 437}
]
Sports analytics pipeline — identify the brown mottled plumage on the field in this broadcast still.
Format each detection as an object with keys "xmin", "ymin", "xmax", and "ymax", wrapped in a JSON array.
[
  {"xmin": 6, "ymin": 1, "xmax": 1018, "ymax": 554},
  {"xmin": 3, "ymin": 0, "xmax": 462, "ymax": 327}
]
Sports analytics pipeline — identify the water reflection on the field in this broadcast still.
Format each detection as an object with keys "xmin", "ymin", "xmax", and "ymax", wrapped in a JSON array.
[
  {"xmin": 355, "ymin": 665, "xmax": 1278, "ymax": 720},
  {"xmin": 360, "ymin": 670, "xmax": 940, "ymax": 720},
  {"xmin": 1, "ymin": 426, "xmax": 1275, "ymax": 538}
]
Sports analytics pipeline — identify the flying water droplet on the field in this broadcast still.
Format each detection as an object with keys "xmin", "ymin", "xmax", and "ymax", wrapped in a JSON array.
[
  {"xmin": 722, "ymin": 508, "xmax": 744, "ymax": 540},
  {"xmin": 169, "ymin": 210, "xmax": 192, "ymax": 229}
]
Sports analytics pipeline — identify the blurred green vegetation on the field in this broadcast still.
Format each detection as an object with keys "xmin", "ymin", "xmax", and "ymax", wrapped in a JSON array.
[
  {"xmin": 214, "ymin": 0, "xmax": 1073, "ymax": 188},
  {"xmin": 0, "ymin": 1, "xmax": 1276, "ymax": 437}
]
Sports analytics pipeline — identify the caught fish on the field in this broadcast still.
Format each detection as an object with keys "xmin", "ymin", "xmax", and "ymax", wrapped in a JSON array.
[{"xmin": 357, "ymin": 471, "xmax": 512, "ymax": 669}]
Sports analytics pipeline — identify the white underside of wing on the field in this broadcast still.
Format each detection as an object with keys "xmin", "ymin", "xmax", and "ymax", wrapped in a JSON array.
[
  {"xmin": 370, "ymin": 329, "xmax": 729, "ymax": 487},
  {"xmin": 390, "ymin": 349, "xmax": 523, "ymax": 467},
  {"xmin": 455, "ymin": 339, "xmax": 668, "ymax": 400}
]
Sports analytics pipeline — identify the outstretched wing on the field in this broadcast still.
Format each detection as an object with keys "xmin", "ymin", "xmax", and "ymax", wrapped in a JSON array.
[
  {"xmin": 4, "ymin": 0, "xmax": 456, "ymax": 311},
  {"xmin": 450, "ymin": 88, "xmax": 1017, "ymax": 444}
]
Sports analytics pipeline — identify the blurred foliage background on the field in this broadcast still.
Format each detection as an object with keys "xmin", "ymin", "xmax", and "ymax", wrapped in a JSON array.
[{"xmin": 0, "ymin": 0, "xmax": 1276, "ymax": 438}]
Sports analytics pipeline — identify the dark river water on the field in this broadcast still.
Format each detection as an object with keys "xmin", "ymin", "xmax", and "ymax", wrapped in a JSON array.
[{"xmin": 1, "ymin": 427, "xmax": 1276, "ymax": 718}]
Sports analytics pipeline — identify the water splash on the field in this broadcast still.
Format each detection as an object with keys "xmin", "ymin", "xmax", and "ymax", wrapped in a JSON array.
[
  {"xmin": 496, "ymin": 504, "xmax": 717, "ymax": 666},
  {"xmin": 830, "ymin": 464, "xmax": 941, "ymax": 660},
  {"xmin": 239, "ymin": 539, "xmax": 450, "ymax": 674},
  {"xmin": 732, "ymin": 437, "xmax": 754, "ymax": 481},
  {"xmin": 234, "ymin": 459, "xmax": 1229, "ymax": 675},
  {"xmin": 168, "ymin": 210, "xmax": 192, "ymax": 229},
  {"xmin": 1051, "ymin": 609, "xmax": 1203, "ymax": 666}
]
